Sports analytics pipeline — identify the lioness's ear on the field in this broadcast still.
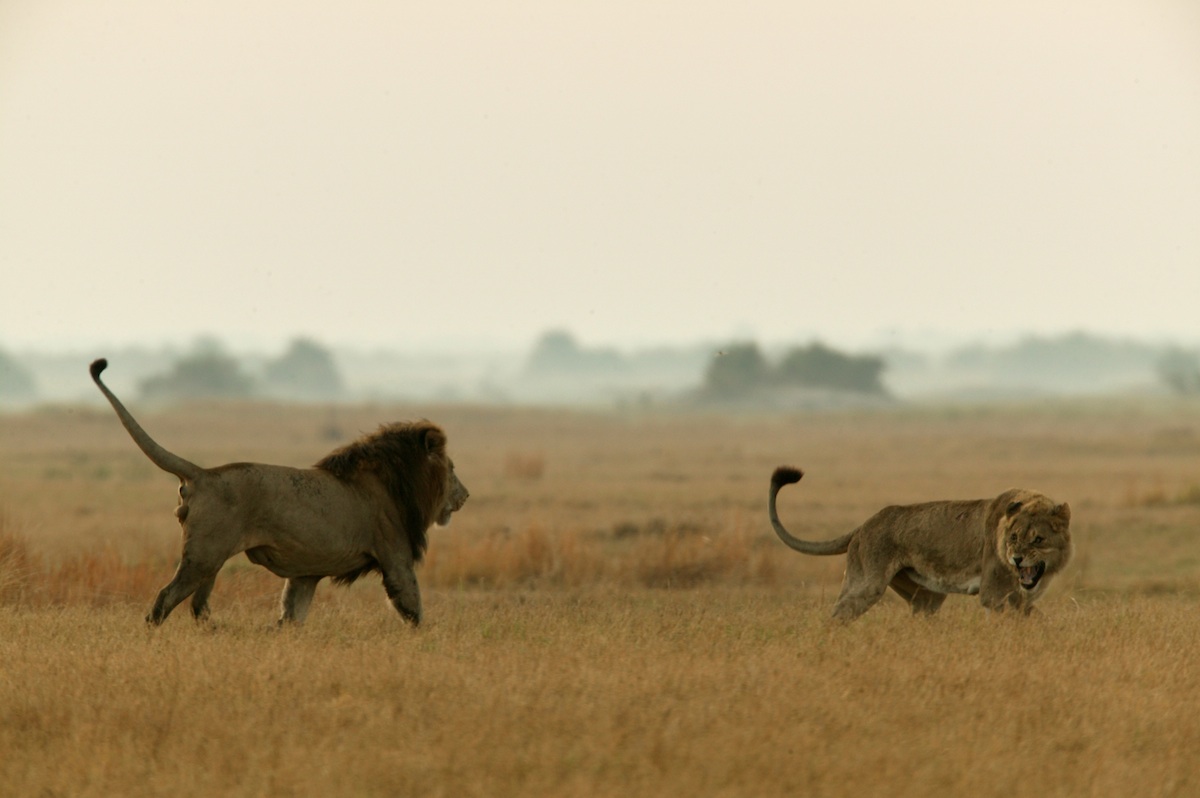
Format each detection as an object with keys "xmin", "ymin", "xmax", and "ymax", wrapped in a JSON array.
[
  {"xmin": 422, "ymin": 427, "xmax": 447, "ymax": 455},
  {"xmin": 1006, "ymin": 500, "xmax": 1024, "ymax": 517},
  {"xmin": 1054, "ymin": 502, "xmax": 1071, "ymax": 522}
]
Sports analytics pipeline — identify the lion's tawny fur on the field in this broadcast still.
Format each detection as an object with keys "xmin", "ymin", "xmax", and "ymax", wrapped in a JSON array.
[
  {"xmin": 90, "ymin": 358, "xmax": 469, "ymax": 627},
  {"xmin": 769, "ymin": 465, "xmax": 1071, "ymax": 621}
]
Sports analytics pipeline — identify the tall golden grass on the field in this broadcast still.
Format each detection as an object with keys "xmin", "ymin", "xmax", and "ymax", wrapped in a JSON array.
[
  {"xmin": 0, "ymin": 506, "xmax": 779, "ymax": 603},
  {"xmin": 2, "ymin": 593, "xmax": 1198, "ymax": 796},
  {"xmin": 2, "ymin": 398, "xmax": 1200, "ymax": 795}
]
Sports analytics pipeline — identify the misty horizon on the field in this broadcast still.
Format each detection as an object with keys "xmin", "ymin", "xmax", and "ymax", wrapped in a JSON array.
[
  {"xmin": 5, "ymin": 324, "xmax": 1200, "ymax": 361},
  {"xmin": 5, "ymin": 327, "xmax": 1196, "ymax": 408}
]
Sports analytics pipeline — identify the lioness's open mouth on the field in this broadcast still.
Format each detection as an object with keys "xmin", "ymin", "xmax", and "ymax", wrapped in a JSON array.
[{"xmin": 1018, "ymin": 561, "xmax": 1046, "ymax": 590}]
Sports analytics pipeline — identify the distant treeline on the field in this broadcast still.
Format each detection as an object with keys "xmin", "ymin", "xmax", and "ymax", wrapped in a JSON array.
[
  {"xmin": 928, "ymin": 333, "xmax": 1200, "ymax": 398},
  {"xmin": 3, "ymin": 331, "xmax": 1200, "ymax": 406},
  {"xmin": 521, "ymin": 329, "xmax": 890, "ymax": 405},
  {"xmin": 137, "ymin": 338, "xmax": 344, "ymax": 401}
]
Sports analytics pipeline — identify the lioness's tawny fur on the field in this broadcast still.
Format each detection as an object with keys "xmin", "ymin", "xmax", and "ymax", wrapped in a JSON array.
[
  {"xmin": 90, "ymin": 358, "xmax": 468, "ymax": 627},
  {"xmin": 768, "ymin": 466, "xmax": 1070, "ymax": 621}
]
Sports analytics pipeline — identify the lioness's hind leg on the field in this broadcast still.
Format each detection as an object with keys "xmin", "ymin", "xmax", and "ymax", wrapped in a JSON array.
[
  {"xmin": 909, "ymin": 590, "xmax": 946, "ymax": 615},
  {"xmin": 829, "ymin": 541, "xmax": 890, "ymax": 622},
  {"xmin": 279, "ymin": 576, "xmax": 321, "ymax": 625},
  {"xmin": 889, "ymin": 572, "xmax": 947, "ymax": 616},
  {"xmin": 830, "ymin": 582, "xmax": 888, "ymax": 622}
]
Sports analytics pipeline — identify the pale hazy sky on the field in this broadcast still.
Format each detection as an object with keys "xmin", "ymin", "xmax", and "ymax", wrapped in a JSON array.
[{"xmin": 2, "ymin": 1, "xmax": 1198, "ymax": 352}]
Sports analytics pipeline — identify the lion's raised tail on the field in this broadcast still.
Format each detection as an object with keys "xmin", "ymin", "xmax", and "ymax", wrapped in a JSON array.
[
  {"xmin": 89, "ymin": 359, "xmax": 202, "ymax": 481},
  {"xmin": 769, "ymin": 466, "xmax": 853, "ymax": 556}
]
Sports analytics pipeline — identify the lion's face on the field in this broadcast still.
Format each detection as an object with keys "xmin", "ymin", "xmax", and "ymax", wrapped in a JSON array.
[
  {"xmin": 437, "ymin": 461, "xmax": 469, "ymax": 526},
  {"xmin": 1000, "ymin": 499, "xmax": 1072, "ymax": 591}
]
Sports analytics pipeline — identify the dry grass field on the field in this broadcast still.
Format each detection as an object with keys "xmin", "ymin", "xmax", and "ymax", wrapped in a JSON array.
[{"xmin": 3, "ymin": 396, "xmax": 1200, "ymax": 796}]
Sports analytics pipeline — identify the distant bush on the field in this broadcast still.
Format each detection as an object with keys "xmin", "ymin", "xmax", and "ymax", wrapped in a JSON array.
[
  {"xmin": 701, "ymin": 343, "xmax": 770, "ymax": 398},
  {"xmin": 775, "ymin": 342, "xmax": 886, "ymax": 395},
  {"xmin": 1158, "ymin": 349, "xmax": 1200, "ymax": 396},
  {"xmin": 263, "ymin": 338, "xmax": 344, "ymax": 401},
  {"xmin": 0, "ymin": 350, "xmax": 36, "ymax": 402},
  {"xmin": 139, "ymin": 349, "xmax": 255, "ymax": 401},
  {"xmin": 526, "ymin": 330, "xmax": 626, "ymax": 375},
  {"xmin": 701, "ymin": 340, "xmax": 887, "ymax": 398}
]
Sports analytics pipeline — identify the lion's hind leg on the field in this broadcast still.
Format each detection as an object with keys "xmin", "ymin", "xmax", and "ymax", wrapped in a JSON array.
[
  {"xmin": 189, "ymin": 574, "xmax": 218, "ymax": 622},
  {"xmin": 147, "ymin": 556, "xmax": 223, "ymax": 626},
  {"xmin": 149, "ymin": 514, "xmax": 237, "ymax": 626}
]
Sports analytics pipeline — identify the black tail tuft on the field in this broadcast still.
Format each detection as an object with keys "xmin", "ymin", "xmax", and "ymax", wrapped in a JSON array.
[
  {"xmin": 771, "ymin": 465, "xmax": 804, "ymax": 488},
  {"xmin": 89, "ymin": 358, "xmax": 108, "ymax": 381}
]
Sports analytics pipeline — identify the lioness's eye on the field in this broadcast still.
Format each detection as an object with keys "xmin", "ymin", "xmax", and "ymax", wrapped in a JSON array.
[
  {"xmin": 1009, "ymin": 533, "xmax": 1017, "ymax": 543},
  {"xmin": 1033, "ymin": 536, "xmax": 1044, "ymax": 545}
]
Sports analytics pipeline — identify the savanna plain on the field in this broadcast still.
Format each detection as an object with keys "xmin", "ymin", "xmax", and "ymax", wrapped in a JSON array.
[{"xmin": 3, "ymin": 396, "xmax": 1200, "ymax": 796}]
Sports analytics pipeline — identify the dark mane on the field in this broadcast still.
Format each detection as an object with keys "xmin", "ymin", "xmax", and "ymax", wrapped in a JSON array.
[{"xmin": 314, "ymin": 420, "xmax": 449, "ymax": 569}]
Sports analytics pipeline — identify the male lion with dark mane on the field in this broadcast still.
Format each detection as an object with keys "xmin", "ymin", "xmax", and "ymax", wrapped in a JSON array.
[
  {"xmin": 768, "ymin": 466, "xmax": 1070, "ymax": 622},
  {"xmin": 90, "ymin": 358, "xmax": 468, "ymax": 627}
]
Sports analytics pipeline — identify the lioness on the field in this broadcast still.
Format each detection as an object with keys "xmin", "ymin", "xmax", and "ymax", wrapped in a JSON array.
[
  {"xmin": 768, "ymin": 466, "xmax": 1070, "ymax": 621},
  {"xmin": 90, "ymin": 358, "xmax": 468, "ymax": 627}
]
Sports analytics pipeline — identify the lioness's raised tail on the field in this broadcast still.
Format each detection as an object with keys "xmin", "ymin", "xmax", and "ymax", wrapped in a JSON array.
[
  {"xmin": 768, "ymin": 466, "xmax": 854, "ymax": 556},
  {"xmin": 89, "ymin": 358, "xmax": 202, "ymax": 480}
]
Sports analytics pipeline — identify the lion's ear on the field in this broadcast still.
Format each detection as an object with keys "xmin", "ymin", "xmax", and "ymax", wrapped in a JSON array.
[
  {"xmin": 422, "ymin": 427, "xmax": 447, "ymax": 455},
  {"xmin": 1006, "ymin": 500, "xmax": 1024, "ymax": 517},
  {"xmin": 1053, "ymin": 502, "xmax": 1071, "ymax": 522}
]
